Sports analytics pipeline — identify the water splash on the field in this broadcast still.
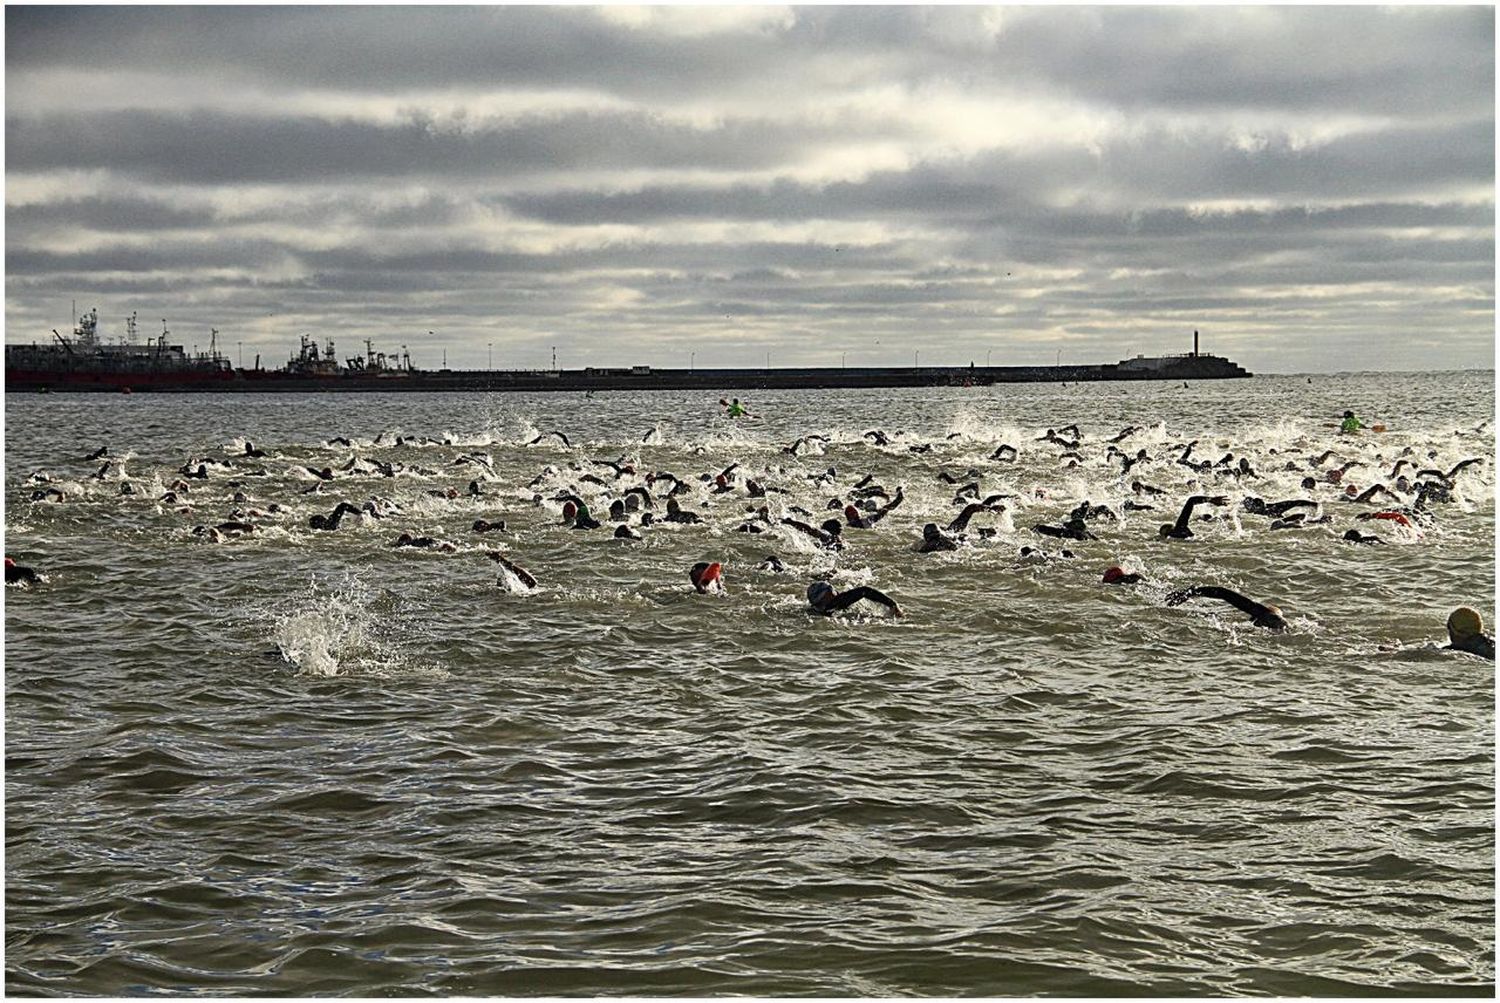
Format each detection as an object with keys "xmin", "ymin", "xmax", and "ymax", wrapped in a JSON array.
[{"xmin": 269, "ymin": 573, "xmax": 443, "ymax": 679}]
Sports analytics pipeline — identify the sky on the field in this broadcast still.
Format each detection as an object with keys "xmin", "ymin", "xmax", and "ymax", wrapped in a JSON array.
[{"xmin": 4, "ymin": 5, "xmax": 1494, "ymax": 374}]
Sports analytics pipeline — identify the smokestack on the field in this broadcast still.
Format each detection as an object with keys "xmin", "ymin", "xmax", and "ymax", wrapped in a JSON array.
[{"xmin": 1193, "ymin": 329, "xmax": 1199, "ymax": 357}]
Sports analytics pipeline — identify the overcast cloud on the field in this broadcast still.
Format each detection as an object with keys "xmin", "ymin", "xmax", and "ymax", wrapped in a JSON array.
[{"xmin": 5, "ymin": 5, "xmax": 1493, "ymax": 372}]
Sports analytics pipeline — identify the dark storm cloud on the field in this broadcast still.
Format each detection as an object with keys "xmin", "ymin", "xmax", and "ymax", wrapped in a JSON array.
[
  {"xmin": 6, "ymin": 195, "xmax": 218, "ymax": 233},
  {"xmin": 6, "ymin": 107, "xmax": 888, "ymax": 184}
]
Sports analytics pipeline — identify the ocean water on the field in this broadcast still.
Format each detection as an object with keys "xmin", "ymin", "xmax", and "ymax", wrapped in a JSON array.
[{"xmin": 4, "ymin": 371, "xmax": 1494, "ymax": 996}]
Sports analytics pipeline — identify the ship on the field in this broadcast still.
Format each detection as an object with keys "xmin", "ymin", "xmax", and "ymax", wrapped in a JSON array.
[
  {"xmin": 7, "ymin": 317, "xmax": 1249, "ymax": 393},
  {"xmin": 4, "ymin": 309, "xmax": 234, "ymax": 390}
]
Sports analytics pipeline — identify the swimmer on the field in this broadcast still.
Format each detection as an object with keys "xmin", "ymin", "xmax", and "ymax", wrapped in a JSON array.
[
  {"xmin": 1032, "ymin": 518, "xmax": 1095, "ymax": 541},
  {"xmin": 1068, "ymin": 500, "xmax": 1117, "ymax": 523},
  {"xmin": 806, "ymin": 580, "xmax": 902, "ymax": 618},
  {"xmin": 561, "ymin": 498, "xmax": 602, "ymax": 530},
  {"xmin": 1164, "ymin": 585, "xmax": 1286, "ymax": 631},
  {"xmin": 1339, "ymin": 410, "xmax": 1363, "ymax": 434},
  {"xmin": 780, "ymin": 517, "xmax": 844, "ymax": 550},
  {"xmin": 1101, "ymin": 565, "xmax": 1145, "ymax": 585},
  {"xmin": 689, "ymin": 561, "xmax": 724, "ymax": 593},
  {"xmin": 947, "ymin": 502, "xmax": 1003, "ymax": 535},
  {"xmin": 528, "ymin": 430, "xmax": 572, "ymax": 447},
  {"xmin": 990, "ymin": 444, "xmax": 1018, "ymax": 462},
  {"xmin": 1241, "ymin": 496, "xmax": 1317, "ymax": 517},
  {"xmin": 5, "ymin": 557, "xmax": 42, "ymax": 586},
  {"xmin": 864, "ymin": 430, "xmax": 891, "ymax": 446},
  {"xmin": 487, "ymin": 551, "xmax": 538, "ymax": 589},
  {"xmin": 1018, "ymin": 546, "xmax": 1075, "ymax": 562},
  {"xmin": 1131, "ymin": 479, "xmax": 1167, "ymax": 497},
  {"xmin": 592, "ymin": 457, "xmax": 636, "ymax": 479},
  {"xmin": 663, "ymin": 498, "xmax": 703, "ymax": 524},
  {"xmin": 613, "ymin": 524, "xmax": 641, "ymax": 540},
  {"xmin": 85, "ymin": 445, "xmax": 108, "ymax": 460},
  {"xmin": 917, "ymin": 523, "xmax": 959, "ymax": 552},
  {"xmin": 721, "ymin": 398, "xmax": 751, "ymax": 419},
  {"xmin": 784, "ymin": 434, "xmax": 828, "ymax": 456},
  {"xmin": 1347, "ymin": 484, "xmax": 1401, "ymax": 505},
  {"xmin": 1159, "ymin": 495, "xmax": 1227, "ymax": 539},
  {"xmin": 471, "ymin": 519, "xmax": 507, "ymax": 533},
  {"xmin": 1443, "ymin": 606, "xmax": 1495, "ymax": 660},
  {"xmin": 1121, "ymin": 450, "xmax": 1150, "ymax": 474},
  {"xmin": 1342, "ymin": 529, "xmax": 1384, "ymax": 545},
  {"xmin": 393, "ymin": 532, "xmax": 456, "ymax": 552},
  {"xmin": 243, "ymin": 441, "xmax": 267, "ymax": 458},
  {"xmin": 843, "ymin": 488, "xmax": 904, "ymax": 529}
]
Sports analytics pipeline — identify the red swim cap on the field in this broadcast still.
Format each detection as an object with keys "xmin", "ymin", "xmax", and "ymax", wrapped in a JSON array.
[
  {"xmin": 562, "ymin": 501, "xmax": 577, "ymax": 519},
  {"xmin": 844, "ymin": 504, "xmax": 859, "ymax": 520},
  {"xmin": 3, "ymin": 557, "xmax": 12, "ymax": 568},
  {"xmin": 1102, "ymin": 566, "xmax": 1126, "ymax": 584}
]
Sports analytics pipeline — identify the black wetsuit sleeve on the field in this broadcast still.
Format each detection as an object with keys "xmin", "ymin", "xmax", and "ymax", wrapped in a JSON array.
[
  {"xmin": 824, "ymin": 586, "xmax": 900, "ymax": 615},
  {"xmin": 948, "ymin": 503, "xmax": 984, "ymax": 534},
  {"xmin": 1165, "ymin": 585, "xmax": 1273, "ymax": 621}
]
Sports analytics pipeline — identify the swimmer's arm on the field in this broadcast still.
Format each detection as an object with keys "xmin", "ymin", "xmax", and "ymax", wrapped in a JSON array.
[
  {"xmin": 488, "ymin": 552, "xmax": 537, "ymax": 589},
  {"xmin": 947, "ymin": 503, "xmax": 986, "ymax": 534},
  {"xmin": 825, "ymin": 586, "xmax": 903, "ymax": 617},
  {"xmin": 1165, "ymin": 585, "xmax": 1270, "ymax": 620},
  {"xmin": 1447, "ymin": 458, "xmax": 1482, "ymax": 478},
  {"xmin": 779, "ymin": 518, "xmax": 827, "ymax": 542}
]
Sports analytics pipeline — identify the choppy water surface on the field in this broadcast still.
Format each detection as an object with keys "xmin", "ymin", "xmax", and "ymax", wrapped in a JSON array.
[{"xmin": 5, "ymin": 372, "xmax": 1494, "ymax": 996}]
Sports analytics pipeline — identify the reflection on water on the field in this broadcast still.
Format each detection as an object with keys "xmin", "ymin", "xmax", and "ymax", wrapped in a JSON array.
[{"xmin": 5, "ymin": 372, "xmax": 1494, "ymax": 995}]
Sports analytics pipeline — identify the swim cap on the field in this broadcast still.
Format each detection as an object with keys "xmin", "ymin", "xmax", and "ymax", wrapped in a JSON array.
[
  {"xmin": 807, "ymin": 581, "xmax": 835, "ymax": 605},
  {"xmin": 689, "ymin": 561, "xmax": 722, "ymax": 590},
  {"xmin": 821, "ymin": 518, "xmax": 842, "ymax": 536},
  {"xmin": 1448, "ymin": 606, "xmax": 1483, "ymax": 641},
  {"xmin": 1343, "ymin": 410, "xmax": 1354, "ymax": 418},
  {"xmin": 3, "ymin": 557, "xmax": 12, "ymax": 568},
  {"xmin": 1102, "ymin": 566, "xmax": 1126, "ymax": 584},
  {"xmin": 844, "ymin": 505, "xmax": 860, "ymax": 520},
  {"xmin": 562, "ymin": 501, "xmax": 577, "ymax": 519}
]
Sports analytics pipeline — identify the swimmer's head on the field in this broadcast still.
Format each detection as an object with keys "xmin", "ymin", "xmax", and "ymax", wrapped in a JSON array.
[
  {"xmin": 562, "ymin": 501, "xmax": 578, "ymax": 520},
  {"xmin": 821, "ymin": 518, "xmax": 843, "ymax": 536},
  {"xmin": 3, "ymin": 557, "xmax": 13, "ymax": 569},
  {"xmin": 1157, "ymin": 523, "xmax": 1174, "ymax": 538},
  {"xmin": 1102, "ymin": 566, "xmax": 1127, "ymax": 584},
  {"xmin": 715, "ymin": 474, "xmax": 728, "ymax": 489},
  {"xmin": 844, "ymin": 504, "xmax": 860, "ymax": 522},
  {"xmin": 922, "ymin": 523, "xmax": 940, "ymax": 540},
  {"xmin": 1300, "ymin": 477, "xmax": 1317, "ymax": 490},
  {"xmin": 1257, "ymin": 604, "xmax": 1287, "ymax": 631},
  {"xmin": 1344, "ymin": 484, "xmax": 1358, "ymax": 496},
  {"xmin": 1447, "ymin": 606, "xmax": 1484, "ymax": 642},
  {"xmin": 1343, "ymin": 410, "xmax": 1354, "ymax": 418},
  {"xmin": 807, "ymin": 580, "xmax": 835, "ymax": 609},
  {"xmin": 689, "ymin": 561, "xmax": 723, "ymax": 593}
]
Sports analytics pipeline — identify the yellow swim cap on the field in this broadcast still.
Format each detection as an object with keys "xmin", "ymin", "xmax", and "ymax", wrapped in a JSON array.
[{"xmin": 1447, "ymin": 606, "xmax": 1484, "ymax": 641}]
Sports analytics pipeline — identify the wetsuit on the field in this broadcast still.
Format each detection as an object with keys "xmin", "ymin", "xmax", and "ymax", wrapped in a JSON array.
[
  {"xmin": 1164, "ymin": 585, "xmax": 1286, "ymax": 630},
  {"xmin": 5, "ymin": 558, "xmax": 40, "ymax": 585},
  {"xmin": 489, "ymin": 552, "xmax": 538, "ymax": 589},
  {"xmin": 1446, "ymin": 634, "xmax": 1496, "ymax": 660},
  {"xmin": 807, "ymin": 581, "xmax": 901, "ymax": 617},
  {"xmin": 781, "ymin": 518, "xmax": 844, "ymax": 550},
  {"xmin": 1160, "ymin": 495, "xmax": 1227, "ymax": 539}
]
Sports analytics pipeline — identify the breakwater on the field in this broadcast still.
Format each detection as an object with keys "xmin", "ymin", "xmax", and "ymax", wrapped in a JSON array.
[{"xmin": 8, "ymin": 354, "xmax": 1251, "ymax": 393}]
